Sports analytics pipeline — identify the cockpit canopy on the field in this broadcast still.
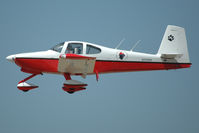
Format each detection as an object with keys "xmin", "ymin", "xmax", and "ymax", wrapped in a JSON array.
[{"xmin": 50, "ymin": 41, "xmax": 101, "ymax": 55}]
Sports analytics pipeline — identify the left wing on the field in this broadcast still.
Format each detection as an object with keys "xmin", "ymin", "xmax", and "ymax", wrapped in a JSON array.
[{"xmin": 58, "ymin": 54, "xmax": 96, "ymax": 76}]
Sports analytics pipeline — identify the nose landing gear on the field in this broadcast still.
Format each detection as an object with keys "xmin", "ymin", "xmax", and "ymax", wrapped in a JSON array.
[{"xmin": 17, "ymin": 74, "xmax": 39, "ymax": 92}]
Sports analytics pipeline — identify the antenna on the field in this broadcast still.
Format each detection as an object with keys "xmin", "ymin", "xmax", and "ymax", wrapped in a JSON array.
[
  {"xmin": 130, "ymin": 40, "xmax": 141, "ymax": 51},
  {"xmin": 115, "ymin": 38, "xmax": 125, "ymax": 49}
]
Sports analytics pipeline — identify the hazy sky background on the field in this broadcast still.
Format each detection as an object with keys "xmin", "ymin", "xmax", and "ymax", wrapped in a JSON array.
[{"xmin": 0, "ymin": 0, "xmax": 199, "ymax": 133}]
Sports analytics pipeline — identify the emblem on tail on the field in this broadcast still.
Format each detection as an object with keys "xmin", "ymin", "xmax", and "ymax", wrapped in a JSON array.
[{"xmin": 168, "ymin": 34, "xmax": 174, "ymax": 41}]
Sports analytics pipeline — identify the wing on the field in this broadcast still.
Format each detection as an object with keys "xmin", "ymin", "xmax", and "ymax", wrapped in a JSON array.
[{"xmin": 58, "ymin": 54, "xmax": 96, "ymax": 75}]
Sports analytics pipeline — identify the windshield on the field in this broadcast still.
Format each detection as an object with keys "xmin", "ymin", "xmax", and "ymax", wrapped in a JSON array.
[{"xmin": 50, "ymin": 42, "xmax": 64, "ymax": 53}]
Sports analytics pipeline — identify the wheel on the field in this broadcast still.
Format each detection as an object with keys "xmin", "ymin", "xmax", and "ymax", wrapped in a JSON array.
[
  {"xmin": 67, "ymin": 88, "xmax": 75, "ymax": 94},
  {"xmin": 22, "ymin": 90, "xmax": 29, "ymax": 92},
  {"xmin": 67, "ymin": 91, "xmax": 75, "ymax": 94}
]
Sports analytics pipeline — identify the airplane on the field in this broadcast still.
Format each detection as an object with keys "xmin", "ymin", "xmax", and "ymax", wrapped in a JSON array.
[{"xmin": 6, "ymin": 25, "xmax": 191, "ymax": 94}]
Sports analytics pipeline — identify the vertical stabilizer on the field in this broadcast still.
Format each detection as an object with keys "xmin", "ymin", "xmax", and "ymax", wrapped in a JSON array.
[{"xmin": 158, "ymin": 25, "xmax": 190, "ymax": 63}]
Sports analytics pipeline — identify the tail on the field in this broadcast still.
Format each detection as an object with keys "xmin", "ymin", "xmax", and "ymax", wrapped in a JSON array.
[{"xmin": 157, "ymin": 25, "xmax": 190, "ymax": 63}]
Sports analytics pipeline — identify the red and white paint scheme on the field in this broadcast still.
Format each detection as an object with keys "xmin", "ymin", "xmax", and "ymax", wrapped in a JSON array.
[{"xmin": 6, "ymin": 25, "xmax": 191, "ymax": 94}]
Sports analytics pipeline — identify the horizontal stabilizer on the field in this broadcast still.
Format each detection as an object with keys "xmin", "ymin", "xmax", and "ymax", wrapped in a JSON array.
[{"xmin": 160, "ymin": 54, "xmax": 182, "ymax": 59}]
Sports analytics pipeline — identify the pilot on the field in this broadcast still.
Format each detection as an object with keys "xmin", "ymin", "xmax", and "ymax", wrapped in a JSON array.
[{"xmin": 66, "ymin": 45, "xmax": 74, "ymax": 54}]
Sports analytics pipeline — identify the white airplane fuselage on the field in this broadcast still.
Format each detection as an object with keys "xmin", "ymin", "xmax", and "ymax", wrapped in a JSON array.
[
  {"xmin": 6, "ymin": 41, "xmax": 190, "ymax": 75},
  {"xmin": 6, "ymin": 25, "xmax": 192, "ymax": 93}
]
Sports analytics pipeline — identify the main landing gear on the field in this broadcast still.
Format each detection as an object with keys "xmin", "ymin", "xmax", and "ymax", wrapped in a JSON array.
[{"xmin": 62, "ymin": 73, "xmax": 87, "ymax": 94}]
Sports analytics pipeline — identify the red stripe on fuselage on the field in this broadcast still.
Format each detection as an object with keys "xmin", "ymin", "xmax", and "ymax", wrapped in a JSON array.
[
  {"xmin": 15, "ymin": 58, "xmax": 191, "ymax": 74},
  {"xmin": 94, "ymin": 60, "xmax": 191, "ymax": 73}
]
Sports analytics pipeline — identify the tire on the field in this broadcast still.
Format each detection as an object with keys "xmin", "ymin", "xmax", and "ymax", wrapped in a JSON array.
[
  {"xmin": 67, "ymin": 88, "xmax": 75, "ymax": 94},
  {"xmin": 67, "ymin": 91, "xmax": 75, "ymax": 94},
  {"xmin": 22, "ymin": 90, "xmax": 29, "ymax": 92}
]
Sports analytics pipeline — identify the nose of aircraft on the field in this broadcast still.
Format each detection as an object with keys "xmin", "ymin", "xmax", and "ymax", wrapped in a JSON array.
[{"xmin": 6, "ymin": 55, "xmax": 16, "ymax": 62}]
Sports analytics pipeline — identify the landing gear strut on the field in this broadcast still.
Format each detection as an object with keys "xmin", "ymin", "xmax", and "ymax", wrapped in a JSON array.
[{"xmin": 17, "ymin": 74, "xmax": 39, "ymax": 92}]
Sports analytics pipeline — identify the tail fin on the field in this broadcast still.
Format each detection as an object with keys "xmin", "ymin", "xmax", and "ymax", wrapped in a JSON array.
[{"xmin": 158, "ymin": 25, "xmax": 190, "ymax": 63}]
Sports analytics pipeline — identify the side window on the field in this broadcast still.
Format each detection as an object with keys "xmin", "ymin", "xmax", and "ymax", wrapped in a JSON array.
[
  {"xmin": 65, "ymin": 43, "xmax": 83, "ymax": 54},
  {"xmin": 86, "ymin": 44, "xmax": 101, "ymax": 54}
]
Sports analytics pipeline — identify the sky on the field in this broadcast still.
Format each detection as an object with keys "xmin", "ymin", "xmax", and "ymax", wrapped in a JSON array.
[{"xmin": 0, "ymin": 0, "xmax": 199, "ymax": 133}]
